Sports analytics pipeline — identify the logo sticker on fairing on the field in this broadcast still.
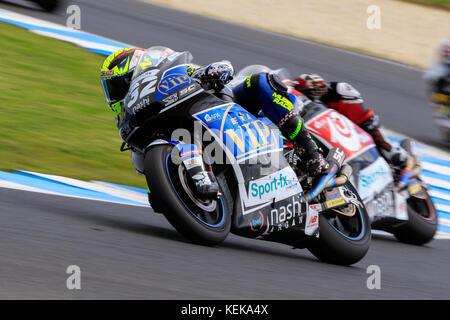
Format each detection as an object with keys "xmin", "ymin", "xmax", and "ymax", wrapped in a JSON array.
[
  {"xmin": 268, "ymin": 196, "xmax": 305, "ymax": 233},
  {"xmin": 358, "ymin": 156, "xmax": 393, "ymax": 201},
  {"xmin": 157, "ymin": 73, "xmax": 191, "ymax": 95},
  {"xmin": 246, "ymin": 166, "xmax": 302, "ymax": 207},
  {"xmin": 250, "ymin": 211, "xmax": 264, "ymax": 232},
  {"xmin": 306, "ymin": 110, "xmax": 374, "ymax": 161},
  {"xmin": 193, "ymin": 103, "xmax": 283, "ymax": 162}
]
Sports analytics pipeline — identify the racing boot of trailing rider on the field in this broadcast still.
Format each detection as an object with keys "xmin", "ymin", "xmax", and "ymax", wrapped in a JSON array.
[
  {"xmin": 294, "ymin": 73, "xmax": 408, "ymax": 168},
  {"xmin": 230, "ymin": 72, "xmax": 330, "ymax": 176},
  {"xmin": 100, "ymin": 47, "xmax": 219, "ymax": 200}
]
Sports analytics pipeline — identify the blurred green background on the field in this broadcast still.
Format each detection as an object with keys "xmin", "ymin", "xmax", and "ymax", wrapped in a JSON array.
[{"xmin": 0, "ymin": 22, "xmax": 147, "ymax": 188}]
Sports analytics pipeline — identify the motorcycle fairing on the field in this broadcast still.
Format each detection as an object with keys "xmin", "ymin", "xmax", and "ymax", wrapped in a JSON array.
[
  {"xmin": 154, "ymin": 64, "xmax": 193, "ymax": 102},
  {"xmin": 306, "ymin": 109, "xmax": 375, "ymax": 162},
  {"xmin": 303, "ymin": 108, "xmax": 409, "ymax": 223},
  {"xmin": 193, "ymin": 103, "xmax": 283, "ymax": 162},
  {"xmin": 192, "ymin": 103, "xmax": 308, "ymax": 238}
]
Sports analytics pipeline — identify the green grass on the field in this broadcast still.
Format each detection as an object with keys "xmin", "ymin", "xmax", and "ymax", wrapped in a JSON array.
[
  {"xmin": 400, "ymin": 0, "xmax": 450, "ymax": 9},
  {"xmin": 0, "ymin": 23, "xmax": 147, "ymax": 188},
  {"xmin": 418, "ymin": 0, "xmax": 450, "ymax": 5}
]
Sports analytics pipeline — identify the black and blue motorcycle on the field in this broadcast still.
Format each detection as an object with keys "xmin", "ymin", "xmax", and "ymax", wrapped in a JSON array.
[{"xmin": 119, "ymin": 47, "xmax": 371, "ymax": 265}]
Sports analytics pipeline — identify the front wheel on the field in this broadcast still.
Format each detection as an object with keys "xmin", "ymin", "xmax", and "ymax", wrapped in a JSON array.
[
  {"xmin": 307, "ymin": 183, "xmax": 371, "ymax": 266},
  {"xmin": 144, "ymin": 145, "xmax": 230, "ymax": 246},
  {"xmin": 393, "ymin": 189, "xmax": 438, "ymax": 245}
]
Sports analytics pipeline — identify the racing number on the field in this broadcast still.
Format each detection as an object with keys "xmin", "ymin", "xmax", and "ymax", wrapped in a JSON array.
[
  {"xmin": 128, "ymin": 69, "xmax": 159, "ymax": 107},
  {"xmin": 331, "ymin": 147, "xmax": 345, "ymax": 166}
]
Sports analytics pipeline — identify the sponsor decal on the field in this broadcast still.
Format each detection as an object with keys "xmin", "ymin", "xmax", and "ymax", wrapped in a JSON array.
[
  {"xmin": 246, "ymin": 167, "xmax": 302, "ymax": 207},
  {"xmin": 101, "ymin": 69, "xmax": 114, "ymax": 77},
  {"xmin": 250, "ymin": 173, "xmax": 290, "ymax": 200},
  {"xmin": 180, "ymin": 149, "xmax": 202, "ymax": 158},
  {"xmin": 249, "ymin": 211, "xmax": 264, "ymax": 232},
  {"xmin": 157, "ymin": 73, "xmax": 191, "ymax": 95},
  {"xmin": 182, "ymin": 157, "xmax": 202, "ymax": 170},
  {"xmin": 358, "ymin": 156, "xmax": 393, "ymax": 200},
  {"xmin": 360, "ymin": 165, "xmax": 389, "ymax": 188},
  {"xmin": 307, "ymin": 110, "xmax": 374, "ymax": 160},
  {"xmin": 178, "ymin": 83, "xmax": 199, "ymax": 99},
  {"xmin": 305, "ymin": 204, "xmax": 320, "ymax": 236},
  {"xmin": 162, "ymin": 93, "xmax": 178, "ymax": 105},
  {"xmin": 309, "ymin": 203, "xmax": 321, "ymax": 211},
  {"xmin": 204, "ymin": 112, "xmax": 222, "ymax": 123},
  {"xmin": 132, "ymin": 96, "xmax": 151, "ymax": 113},
  {"xmin": 194, "ymin": 104, "xmax": 282, "ymax": 162},
  {"xmin": 325, "ymin": 189, "xmax": 346, "ymax": 209},
  {"xmin": 268, "ymin": 196, "xmax": 304, "ymax": 232},
  {"xmin": 324, "ymin": 189, "xmax": 340, "ymax": 200},
  {"xmin": 306, "ymin": 215, "xmax": 318, "ymax": 228},
  {"xmin": 325, "ymin": 197, "xmax": 346, "ymax": 209},
  {"xmin": 224, "ymin": 117, "xmax": 276, "ymax": 160}
]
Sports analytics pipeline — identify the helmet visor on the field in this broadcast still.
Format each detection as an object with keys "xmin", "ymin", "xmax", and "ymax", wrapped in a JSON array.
[{"xmin": 101, "ymin": 73, "xmax": 132, "ymax": 105}]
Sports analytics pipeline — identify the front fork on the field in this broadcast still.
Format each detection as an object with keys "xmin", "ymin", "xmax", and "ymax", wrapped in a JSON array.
[{"xmin": 145, "ymin": 139, "xmax": 218, "ymax": 193}]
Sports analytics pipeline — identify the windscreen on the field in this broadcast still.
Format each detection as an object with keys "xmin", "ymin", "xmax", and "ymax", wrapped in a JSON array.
[
  {"xmin": 132, "ymin": 46, "xmax": 193, "ymax": 80},
  {"xmin": 123, "ymin": 47, "xmax": 199, "ymax": 121}
]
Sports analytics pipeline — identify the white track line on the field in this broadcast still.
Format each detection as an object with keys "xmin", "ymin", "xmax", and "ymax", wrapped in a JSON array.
[
  {"xmin": 429, "ymin": 190, "xmax": 450, "ymax": 202},
  {"xmin": 18, "ymin": 171, "xmax": 149, "ymax": 205},
  {"xmin": 0, "ymin": 178, "xmax": 148, "ymax": 207},
  {"xmin": 422, "ymin": 176, "xmax": 450, "ymax": 191}
]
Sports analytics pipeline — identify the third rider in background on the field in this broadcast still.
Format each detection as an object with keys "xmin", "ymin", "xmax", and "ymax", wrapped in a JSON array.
[{"xmin": 293, "ymin": 73, "xmax": 408, "ymax": 168}]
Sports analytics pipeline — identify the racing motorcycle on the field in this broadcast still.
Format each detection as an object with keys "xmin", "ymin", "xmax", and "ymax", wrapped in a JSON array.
[
  {"xmin": 234, "ymin": 65, "xmax": 438, "ymax": 246},
  {"xmin": 119, "ymin": 47, "xmax": 371, "ymax": 265}
]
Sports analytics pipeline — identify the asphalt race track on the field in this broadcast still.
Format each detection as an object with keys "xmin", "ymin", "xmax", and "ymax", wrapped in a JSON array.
[
  {"xmin": 1, "ymin": 188, "xmax": 450, "ymax": 299},
  {"xmin": 0, "ymin": 0, "xmax": 449, "ymax": 299}
]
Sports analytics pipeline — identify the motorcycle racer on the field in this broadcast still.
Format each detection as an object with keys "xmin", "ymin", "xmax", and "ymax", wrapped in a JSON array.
[
  {"xmin": 100, "ymin": 47, "xmax": 329, "ymax": 200},
  {"xmin": 293, "ymin": 73, "xmax": 408, "ymax": 168},
  {"xmin": 424, "ymin": 38, "xmax": 450, "ymax": 141},
  {"xmin": 190, "ymin": 62, "xmax": 330, "ymax": 177}
]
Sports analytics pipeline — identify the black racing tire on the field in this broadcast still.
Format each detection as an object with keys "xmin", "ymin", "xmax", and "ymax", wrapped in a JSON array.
[
  {"xmin": 307, "ymin": 183, "xmax": 371, "ymax": 266},
  {"xmin": 144, "ymin": 145, "xmax": 230, "ymax": 246},
  {"xmin": 32, "ymin": 0, "xmax": 59, "ymax": 11},
  {"xmin": 393, "ymin": 189, "xmax": 438, "ymax": 245}
]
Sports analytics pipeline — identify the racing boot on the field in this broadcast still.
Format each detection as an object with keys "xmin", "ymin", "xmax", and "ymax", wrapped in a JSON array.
[
  {"xmin": 360, "ymin": 115, "xmax": 408, "ymax": 168},
  {"xmin": 279, "ymin": 111, "xmax": 329, "ymax": 176},
  {"xmin": 186, "ymin": 166, "xmax": 220, "ymax": 200},
  {"xmin": 179, "ymin": 146, "xmax": 219, "ymax": 200}
]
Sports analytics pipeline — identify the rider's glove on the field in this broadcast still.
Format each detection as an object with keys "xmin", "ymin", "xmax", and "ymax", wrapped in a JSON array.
[
  {"xmin": 295, "ymin": 144, "xmax": 330, "ymax": 177},
  {"xmin": 305, "ymin": 151, "xmax": 330, "ymax": 177},
  {"xmin": 191, "ymin": 61, "xmax": 234, "ymax": 91}
]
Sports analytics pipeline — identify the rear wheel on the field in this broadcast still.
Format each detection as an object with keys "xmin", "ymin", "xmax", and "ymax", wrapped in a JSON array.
[
  {"xmin": 393, "ymin": 189, "xmax": 437, "ymax": 245},
  {"xmin": 307, "ymin": 183, "xmax": 371, "ymax": 266},
  {"xmin": 144, "ymin": 145, "xmax": 230, "ymax": 246}
]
